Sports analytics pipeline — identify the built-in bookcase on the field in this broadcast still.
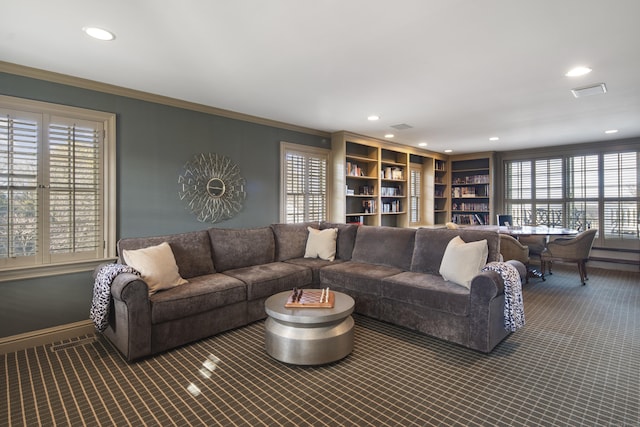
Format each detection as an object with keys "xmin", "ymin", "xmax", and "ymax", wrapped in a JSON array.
[
  {"xmin": 345, "ymin": 141, "xmax": 380, "ymax": 225},
  {"xmin": 331, "ymin": 131, "xmax": 448, "ymax": 227},
  {"xmin": 433, "ymin": 159, "xmax": 449, "ymax": 225},
  {"xmin": 449, "ymin": 154, "xmax": 494, "ymax": 225}
]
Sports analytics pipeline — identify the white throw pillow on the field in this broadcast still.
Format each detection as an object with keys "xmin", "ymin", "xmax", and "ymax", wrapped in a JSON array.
[
  {"xmin": 439, "ymin": 236, "xmax": 488, "ymax": 289},
  {"xmin": 304, "ymin": 227, "xmax": 338, "ymax": 261},
  {"xmin": 122, "ymin": 242, "xmax": 188, "ymax": 295}
]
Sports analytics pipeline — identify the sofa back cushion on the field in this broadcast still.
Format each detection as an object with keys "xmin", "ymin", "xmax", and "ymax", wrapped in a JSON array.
[
  {"xmin": 321, "ymin": 222, "xmax": 358, "ymax": 261},
  {"xmin": 351, "ymin": 226, "xmax": 416, "ymax": 270},
  {"xmin": 411, "ymin": 228, "xmax": 500, "ymax": 275},
  {"xmin": 271, "ymin": 222, "xmax": 319, "ymax": 261},
  {"xmin": 117, "ymin": 230, "xmax": 215, "ymax": 279},
  {"xmin": 208, "ymin": 226, "xmax": 275, "ymax": 272}
]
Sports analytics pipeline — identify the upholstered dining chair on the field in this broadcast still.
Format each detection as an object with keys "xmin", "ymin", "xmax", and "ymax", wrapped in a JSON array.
[
  {"xmin": 499, "ymin": 234, "xmax": 530, "ymax": 283},
  {"xmin": 540, "ymin": 228, "xmax": 598, "ymax": 285}
]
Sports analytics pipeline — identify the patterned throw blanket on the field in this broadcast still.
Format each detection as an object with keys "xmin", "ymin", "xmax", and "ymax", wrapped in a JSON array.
[
  {"xmin": 482, "ymin": 261, "xmax": 525, "ymax": 332},
  {"xmin": 90, "ymin": 263, "xmax": 140, "ymax": 332}
]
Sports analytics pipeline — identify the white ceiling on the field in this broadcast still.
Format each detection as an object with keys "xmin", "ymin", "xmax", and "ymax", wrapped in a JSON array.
[{"xmin": 2, "ymin": 0, "xmax": 640, "ymax": 153}]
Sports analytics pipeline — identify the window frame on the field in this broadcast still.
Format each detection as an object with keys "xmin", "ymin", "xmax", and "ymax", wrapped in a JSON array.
[
  {"xmin": 0, "ymin": 95, "xmax": 116, "ymax": 281},
  {"xmin": 501, "ymin": 145, "xmax": 639, "ymax": 250},
  {"xmin": 280, "ymin": 141, "xmax": 330, "ymax": 224}
]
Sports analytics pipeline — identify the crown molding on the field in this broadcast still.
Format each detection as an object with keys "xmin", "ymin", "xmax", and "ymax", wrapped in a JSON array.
[{"xmin": 0, "ymin": 61, "xmax": 331, "ymax": 138}]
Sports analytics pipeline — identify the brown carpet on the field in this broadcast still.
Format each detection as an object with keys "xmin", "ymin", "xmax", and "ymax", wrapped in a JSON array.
[{"xmin": 2, "ymin": 265, "xmax": 639, "ymax": 426}]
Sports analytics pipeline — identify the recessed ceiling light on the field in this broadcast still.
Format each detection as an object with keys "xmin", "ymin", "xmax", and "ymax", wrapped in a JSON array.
[
  {"xmin": 444, "ymin": 149, "xmax": 453, "ymax": 153},
  {"xmin": 367, "ymin": 115, "xmax": 380, "ymax": 121},
  {"xmin": 489, "ymin": 137, "xmax": 499, "ymax": 141},
  {"xmin": 565, "ymin": 66, "xmax": 592, "ymax": 77},
  {"xmin": 418, "ymin": 142, "xmax": 428, "ymax": 147},
  {"xmin": 384, "ymin": 134, "xmax": 394, "ymax": 139},
  {"xmin": 83, "ymin": 26, "xmax": 115, "ymax": 41},
  {"xmin": 605, "ymin": 129, "xmax": 618, "ymax": 134}
]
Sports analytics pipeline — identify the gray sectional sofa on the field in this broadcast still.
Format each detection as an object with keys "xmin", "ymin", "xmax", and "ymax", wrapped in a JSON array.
[{"xmin": 100, "ymin": 223, "xmax": 513, "ymax": 361}]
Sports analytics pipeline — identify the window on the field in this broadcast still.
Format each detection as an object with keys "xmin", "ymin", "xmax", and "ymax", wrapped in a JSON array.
[
  {"xmin": 504, "ymin": 148, "xmax": 639, "ymax": 248},
  {"xmin": 0, "ymin": 96, "xmax": 116, "ymax": 279},
  {"xmin": 410, "ymin": 166, "xmax": 421, "ymax": 224},
  {"xmin": 603, "ymin": 152, "xmax": 638, "ymax": 239},
  {"xmin": 280, "ymin": 142, "xmax": 329, "ymax": 223}
]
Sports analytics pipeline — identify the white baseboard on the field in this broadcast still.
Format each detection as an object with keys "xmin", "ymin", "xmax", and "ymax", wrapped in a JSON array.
[{"xmin": 0, "ymin": 320, "xmax": 96, "ymax": 355}]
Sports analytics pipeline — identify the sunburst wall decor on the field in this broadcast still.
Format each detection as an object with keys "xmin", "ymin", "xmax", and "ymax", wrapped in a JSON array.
[{"xmin": 178, "ymin": 153, "xmax": 247, "ymax": 223}]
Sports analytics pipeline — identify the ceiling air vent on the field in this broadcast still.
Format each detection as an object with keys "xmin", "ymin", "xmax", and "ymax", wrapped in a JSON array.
[
  {"xmin": 390, "ymin": 123, "xmax": 413, "ymax": 130},
  {"xmin": 571, "ymin": 83, "xmax": 607, "ymax": 98}
]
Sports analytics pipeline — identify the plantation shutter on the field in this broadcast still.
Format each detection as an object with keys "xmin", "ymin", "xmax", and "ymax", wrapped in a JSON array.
[
  {"xmin": 535, "ymin": 158, "xmax": 563, "ymax": 199},
  {"xmin": 0, "ymin": 111, "xmax": 40, "ymax": 264},
  {"xmin": 603, "ymin": 152, "xmax": 639, "ymax": 239},
  {"xmin": 306, "ymin": 155, "xmax": 327, "ymax": 222},
  {"xmin": 285, "ymin": 152, "xmax": 305, "ymax": 223},
  {"xmin": 282, "ymin": 144, "xmax": 328, "ymax": 224},
  {"xmin": 505, "ymin": 161, "xmax": 531, "ymax": 199},
  {"xmin": 47, "ymin": 117, "xmax": 103, "ymax": 261},
  {"xmin": 410, "ymin": 168, "xmax": 421, "ymax": 223}
]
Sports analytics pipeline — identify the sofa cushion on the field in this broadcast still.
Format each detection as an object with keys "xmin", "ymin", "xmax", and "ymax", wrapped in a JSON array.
[
  {"xmin": 439, "ymin": 236, "xmax": 489, "ymax": 289},
  {"xmin": 271, "ymin": 222, "xmax": 319, "ymax": 261},
  {"xmin": 305, "ymin": 227, "xmax": 338, "ymax": 261},
  {"xmin": 118, "ymin": 230, "xmax": 215, "ymax": 279},
  {"xmin": 411, "ymin": 228, "xmax": 500, "ymax": 275},
  {"xmin": 222, "ymin": 262, "xmax": 312, "ymax": 301},
  {"xmin": 350, "ymin": 226, "xmax": 416, "ymax": 270},
  {"xmin": 319, "ymin": 261, "xmax": 403, "ymax": 295},
  {"xmin": 121, "ymin": 242, "xmax": 188, "ymax": 295},
  {"xmin": 209, "ymin": 227, "xmax": 275, "ymax": 272},
  {"xmin": 321, "ymin": 222, "xmax": 358, "ymax": 261},
  {"xmin": 285, "ymin": 257, "xmax": 346, "ymax": 285},
  {"xmin": 381, "ymin": 272, "xmax": 470, "ymax": 316},
  {"xmin": 150, "ymin": 273, "xmax": 246, "ymax": 324}
]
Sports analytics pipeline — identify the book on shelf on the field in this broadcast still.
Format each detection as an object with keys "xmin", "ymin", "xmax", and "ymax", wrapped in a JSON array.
[
  {"xmin": 381, "ymin": 185, "xmax": 402, "ymax": 196},
  {"xmin": 362, "ymin": 199, "xmax": 376, "ymax": 214},
  {"xmin": 346, "ymin": 162, "xmax": 365, "ymax": 177},
  {"xmin": 382, "ymin": 167, "xmax": 404, "ymax": 180},
  {"xmin": 452, "ymin": 174, "xmax": 489, "ymax": 185},
  {"xmin": 451, "ymin": 213, "xmax": 489, "ymax": 225},
  {"xmin": 359, "ymin": 185, "xmax": 374, "ymax": 195},
  {"xmin": 346, "ymin": 215, "xmax": 364, "ymax": 225},
  {"xmin": 451, "ymin": 202, "xmax": 489, "ymax": 211},
  {"xmin": 382, "ymin": 200, "xmax": 401, "ymax": 213}
]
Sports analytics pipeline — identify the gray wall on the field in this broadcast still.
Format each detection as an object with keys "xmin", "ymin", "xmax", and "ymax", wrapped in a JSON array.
[{"xmin": 0, "ymin": 72, "xmax": 329, "ymax": 337}]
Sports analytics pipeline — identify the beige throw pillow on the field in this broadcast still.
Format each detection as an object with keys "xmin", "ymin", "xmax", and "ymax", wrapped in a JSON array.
[
  {"xmin": 304, "ymin": 227, "xmax": 338, "ymax": 261},
  {"xmin": 439, "ymin": 236, "xmax": 488, "ymax": 289},
  {"xmin": 122, "ymin": 242, "xmax": 188, "ymax": 295}
]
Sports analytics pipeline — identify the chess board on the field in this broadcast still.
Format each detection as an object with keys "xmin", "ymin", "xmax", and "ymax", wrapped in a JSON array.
[{"xmin": 284, "ymin": 289, "xmax": 335, "ymax": 308}]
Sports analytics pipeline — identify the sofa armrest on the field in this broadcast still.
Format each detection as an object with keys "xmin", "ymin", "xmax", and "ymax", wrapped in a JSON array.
[
  {"xmin": 110, "ymin": 273, "xmax": 149, "ymax": 302},
  {"xmin": 103, "ymin": 273, "xmax": 152, "ymax": 361},
  {"xmin": 468, "ymin": 270, "xmax": 509, "ymax": 353},
  {"xmin": 469, "ymin": 270, "xmax": 504, "ymax": 304}
]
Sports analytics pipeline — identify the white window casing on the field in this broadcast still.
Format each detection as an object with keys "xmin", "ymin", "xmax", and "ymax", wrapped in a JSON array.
[{"xmin": 0, "ymin": 95, "xmax": 116, "ymax": 281}]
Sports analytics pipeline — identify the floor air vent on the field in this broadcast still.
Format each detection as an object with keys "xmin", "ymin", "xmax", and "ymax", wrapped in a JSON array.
[{"xmin": 50, "ymin": 336, "xmax": 97, "ymax": 352}]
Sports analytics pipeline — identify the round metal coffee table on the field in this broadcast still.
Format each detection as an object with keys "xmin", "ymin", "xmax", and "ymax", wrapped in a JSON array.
[{"xmin": 264, "ymin": 290, "xmax": 355, "ymax": 365}]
